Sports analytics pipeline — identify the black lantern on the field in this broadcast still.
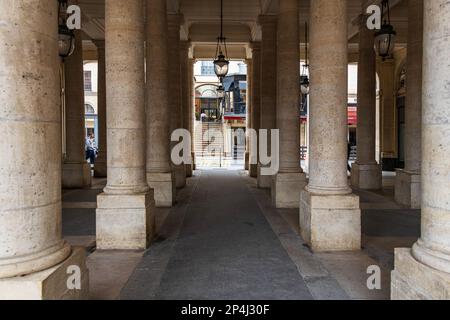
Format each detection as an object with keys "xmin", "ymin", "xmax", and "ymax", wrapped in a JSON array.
[
  {"xmin": 216, "ymin": 85, "xmax": 225, "ymax": 99},
  {"xmin": 58, "ymin": 0, "xmax": 75, "ymax": 58},
  {"xmin": 300, "ymin": 75, "xmax": 310, "ymax": 95},
  {"xmin": 213, "ymin": 0, "xmax": 229, "ymax": 79},
  {"xmin": 300, "ymin": 22, "xmax": 310, "ymax": 95},
  {"xmin": 374, "ymin": 0, "xmax": 396, "ymax": 59}
]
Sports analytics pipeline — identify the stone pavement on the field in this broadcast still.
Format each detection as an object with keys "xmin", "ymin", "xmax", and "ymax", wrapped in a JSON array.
[{"xmin": 62, "ymin": 170, "xmax": 420, "ymax": 300}]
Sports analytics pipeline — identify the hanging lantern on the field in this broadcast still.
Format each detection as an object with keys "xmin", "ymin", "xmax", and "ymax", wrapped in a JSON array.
[
  {"xmin": 374, "ymin": 0, "xmax": 397, "ymax": 59},
  {"xmin": 216, "ymin": 85, "xmax": 225, "ymax": 98},
  {"xmin": 58, "ymin": 0, "xmax": 75, "ymax": 58},
  {"xmin": 213, "ymin": 0, "xmax": 230, "ymax": 79},
  {"xmin": 214, "ymin": 53, "xmax": 229, "ymax": 79},
  {"xmin": 300, "ymin": 23, "xmax": 310, "ymax": 96},
  {"xmin": 300, "ymin": 75, "xmax": 310, "ymax": 95}
]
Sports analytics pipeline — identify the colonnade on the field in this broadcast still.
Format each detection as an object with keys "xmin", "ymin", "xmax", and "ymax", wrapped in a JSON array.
[{"xmin": 0, "ymin": 0, "xmax": 449, "ymax": 300}]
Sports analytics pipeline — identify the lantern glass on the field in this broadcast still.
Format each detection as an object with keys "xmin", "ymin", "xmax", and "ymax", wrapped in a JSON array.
[
  {"xmin": 300, "ymin": 75, "xmax": 310, "ymax": 95},
  {"xmin": 58, "ymin": 29, "xmax": 75, "ymax": 58},
  {"xmin": 301, "ymin": 84, "xmax": 310, "ymax": 95},
  {"xmin": 375, "ymin": 24, "xmax": 396, "ymax": 58},
  {"xmin": 214, "ymin": 54, "xmax": 229, "ymax": 78},
  {"xmin": 58, "ymin": 0, "xmax": 75, "ymax": 59},
  {"xmin": 216, "ymin": 86, "xmax": 225, "ymax": 98}
]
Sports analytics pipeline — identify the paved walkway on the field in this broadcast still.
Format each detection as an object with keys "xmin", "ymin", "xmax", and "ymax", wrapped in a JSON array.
[
  {"xmin": 120, "ymin": 170, "xmax": 313, "ymax": 300},
  {"xmin": 62, "ymin": 170, "xmax": 420, "ymax": 300}
]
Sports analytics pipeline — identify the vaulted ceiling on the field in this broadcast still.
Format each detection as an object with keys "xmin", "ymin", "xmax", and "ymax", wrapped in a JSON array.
[{"xmin": 79, "ymin": 0, "xmax": 408, "ymax": 60}]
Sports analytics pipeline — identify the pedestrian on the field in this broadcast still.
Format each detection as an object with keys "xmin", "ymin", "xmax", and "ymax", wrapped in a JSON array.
[{"xmin": 85, "ymin": 133, "xmax": 96, "ymax": 165}]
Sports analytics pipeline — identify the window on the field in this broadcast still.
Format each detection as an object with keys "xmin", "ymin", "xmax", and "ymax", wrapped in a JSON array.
[
  {"xmin": 201, "ymin": 61, "xmax": 215, "ymax": 75},
  {"xmin": 84, "ymin": 71, "xmax": 92, "ymax": 91},
  {"xmin": 85, "ymin": 104, "xmax": 95, "ymax": 115}
]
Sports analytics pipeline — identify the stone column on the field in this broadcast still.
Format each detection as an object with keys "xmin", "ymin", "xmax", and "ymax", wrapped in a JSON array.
[
  {"xmin": 257, "ymin": 15, "xmax": 277, "ymax": 188},
  {"xmin": 180, "ymin": 41, "xmax": 193, "ymax": 177},
  {"xmin": 351, "ymin": 7, "xmax": 382, "ymax": 190},
  {"xmin": 379, "ymin": 59, "xmax": 396, "ymax": 170},
  {"xmin": 94, "ymin": 40, "xmax": 107, "ymax": 177},
  {"xmin": 392, "ymin": 0, "xmax": 450, "ymax": 300},
  {"xmin": 244, "ymin": 59, "xmax": 252, "ymax": 171},
  {"xmin": 0, "ymin": 0, "xmax": 87, "ymax": 299},
  {"xmin": 249, "ymin": 42, "xmax": 261, "ymax": 178},
  {"xmin": 62, "ymin": 30, "xmax": 91, "ymax": 188},
  {"xmin": 96, "ymin": 0, "xmax": 154, "ymax": 250},
  {"xmin": 395, "ymin": 0, "xmax": 423, "ymax": 209},
  {"xmin": 189, "ymin": 58, "xmax": 196, "ymax": 171},
  {"xmin": 146, "ymin": 0, "xmax": 176, "ymax": 207},
  {"xmin": 300, "ymin": 0, "xmax": 361, "ymax": 252},
  {"xmin": 272, "ymin": 0, "xmax": 307, "ymax": 208},
  {"xmin": 168, "ymin": 13, "xmax": 186, "ymax": 188}
]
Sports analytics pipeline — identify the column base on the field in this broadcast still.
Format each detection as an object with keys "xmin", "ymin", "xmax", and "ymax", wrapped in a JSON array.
[
  {"xmin": 244, "ymin": 152, "xmax": 250, "ymax": 170},
  {"xmin": 300, "ymin": 191, "xmax": 361, "ymax": 252},
  {"xmin": 0, "ymin": 247, "xmax": 89, "ymax": 300},
  {"xmin": 96, "ymin": 192, "xmax": 155, "ymax": 250},
  {"xmin": 257, "ymin": 165, "xmax": 272, "ymax": 189},
  {"xmin": 249, "ymin": 164, "xmax": 258, "ymax": 177},
  {"xmin": 62, "ymin": 162, "xmax": 91, "ymax": 188},
  {"xmin": 94, "ymin": 161, "xmax": 107, "ymax": 178},
  {"xmin": 147, "ymin": 172, "xmax": 176, "ymax": 207},
  {"xmin": 173, "ymin": 164, "xmax": 186, "ymax": 188},
  {"xmin": 391, "ymin": 248, "xmax": 450, "ymax": 300},
  {"xmin": 350, "ymin": 163, "xmax": 382, "ymax": 190},
  {"xmin": 395, "ymin": 170, "xmax": 421, "ymax": 209},
  {"xmin": 271, "ymin": 172, "xmax": 307, "ymax": 208}
]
